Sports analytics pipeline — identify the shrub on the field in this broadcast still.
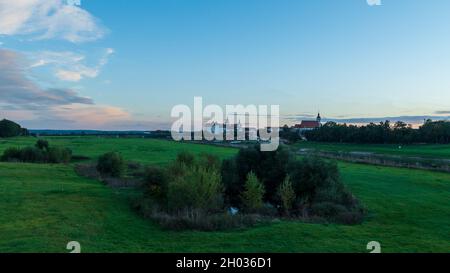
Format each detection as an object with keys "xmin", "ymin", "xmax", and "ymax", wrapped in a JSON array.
[
  {"xmin": 198, "ymin": 153, "xmax": 221, "ymax": 171},
  {"xmin": 167, "ymin": 164, "xmax": 223, "ymax": 213},
  {"xmin": 240, "ymin": 172, "xmax": 265, "ymax": 213},
  {"xmin": 35, "ymin": 139, "xmax": 49, "ymax": 151},
  {"xmin": 97, "ymin": 152, "xmax": 126, "ymax": 177},
  {"xmin": 1, "ymin": 147, "xmax": 22, "ymax": 162},
  {"xmin": 278, "ymin": 176, "xmax": 296, "ymax": 216},
  {"xmin": 176, "ymin": 151, "xmax": 195, "ymax": 167},
  {"xmin": 20, "ymin": 147, "xmax": 46, "ymax": 163},
  {"xmin": 225, "ymin": 145, "xmax": 292, "ymax": 204},
  {"xmin": 311, "ymin": 202, "xmax": 347, "ymax": 219},
  {"xmin": 1, "ymin": 141, "xmax": 72, "ymax": 164},
  {"xmin": 221, "ymin": 158, "xmax": 240, "ymax": 206},
  {"xmin": 47, "ymin": 146, "xmax": 72, "ymax": 163},
  {"xmin": 289, "ymin": 157, "xmax": 340, "ymax": 204},
  {"xmin": 143, "ymin": 166, "xmax": 169, "ymax": 203}
]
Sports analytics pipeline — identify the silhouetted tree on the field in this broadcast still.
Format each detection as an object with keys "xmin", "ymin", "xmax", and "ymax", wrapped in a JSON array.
[{"xmin": 0, "ymin": 119, "xmax": 28, "ymax": 138}]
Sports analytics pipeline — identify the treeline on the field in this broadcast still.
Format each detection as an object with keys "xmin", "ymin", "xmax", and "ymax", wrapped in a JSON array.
[
  {"xmin": 305, "ymin": 120, "xmax": 450, "ymax": 144},
  {"xmin": 0, "ymin": 119, "xmax": 28, "ymax": 138}
]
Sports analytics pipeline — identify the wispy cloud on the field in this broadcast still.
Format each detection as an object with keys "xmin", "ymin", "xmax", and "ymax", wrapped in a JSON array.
[
  {"xmin": 435, "ymin": 110, "xmax": 450, "ymax": 115},
  {"xmin": 0, "ymin": 49, "xmax": 93, "ymax": 108},
  {"xmin": 29, "ymin": 48, "xmax": 114, "ymax": 82},
  {"xmin": 0, "ymin": 0, "xmax": 106, "ymax": 43}
]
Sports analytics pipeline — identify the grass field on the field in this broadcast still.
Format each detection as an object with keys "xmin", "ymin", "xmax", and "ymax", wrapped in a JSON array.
[
  {"xmin": 0, "ymin": 137, "xmax": 449, "ymax": 253},
  {"xmin": 293, "ymin": 141, "xmax": 450, "ymax": 159},
  {"xmin": 0, "ymin": 137, "xmax": 237, "ymax": 164}
]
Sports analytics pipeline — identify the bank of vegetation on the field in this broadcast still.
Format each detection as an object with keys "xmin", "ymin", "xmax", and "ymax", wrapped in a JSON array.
[
  {"xmin": 1, "ymin": 140, "xmax": 72, "ymax": 164},
  {"xmin": 79, "ymin": 145, "xmax": 365, "ymax": 231}
]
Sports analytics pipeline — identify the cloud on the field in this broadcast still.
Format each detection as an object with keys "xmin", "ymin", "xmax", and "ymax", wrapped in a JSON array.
[
  {"xmin": 282, "ymin": 113, "xmax": 317, "ymax": 120},
  {"xmin": 0, "ymin": 48, "xmax": 131, "ymax": 129},
  {"xmin": 29, "ymin": 48, "xmax": 114, "ymax": 82},
  {"xmin": 367, "ymin": 0, "xmax": 382, "ymax": 6},
  {"xmin": 3, "ymin": 104, "xmax": 132, "ymax": 130},
  {"xmin": 0, "ymin": 0, "xmax": 106, "ymax": 43},
  {"xmin": 435, "ymin": 111, "xmax": 450, "ymax": 115},
  {"xmin": 0, "ymin": 49, "xmax": 93, "ymax": 108},
  {"xmin": 45, "ymin": 104, "xmax": 131, "ymax": 129}
]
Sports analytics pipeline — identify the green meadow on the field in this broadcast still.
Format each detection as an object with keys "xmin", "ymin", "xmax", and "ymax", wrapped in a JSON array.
[
  {"xmin": 0, "ymin": 137, "xmax": 449, "ymax": 253},
  {"xmin": 294, "ymin": 141, "xmax": 450, "ymax": 159}
]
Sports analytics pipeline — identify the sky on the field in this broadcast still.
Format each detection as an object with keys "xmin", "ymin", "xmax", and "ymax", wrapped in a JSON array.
[{"xmin": 1, "ymin": 0, "xmax": 450, "ymax": 130}]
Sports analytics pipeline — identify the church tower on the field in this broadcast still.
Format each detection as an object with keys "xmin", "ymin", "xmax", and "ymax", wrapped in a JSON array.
[{"xmin": 316, "ymin": 112, "xmax": 322, "ymax": 124}]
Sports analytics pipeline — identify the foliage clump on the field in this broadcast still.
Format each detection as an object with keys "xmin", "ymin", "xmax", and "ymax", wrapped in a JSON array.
[
  {"xmin": 240, "ymin": 172, "xmax": 265, "ymax": 213},
  {"xmin": 97, "ymin": 152, "xmax": 126, "ymax": 178},
  {"xmin": 0, "ymin": 119, "xmax": 28, "ymax": 138},
  {"xmin": 1, "ymin": 140, "xmax": 71, "ymax": 164},
  {"xmin": 220, "ymin": 145, "xmax": 365, "ymax": 224}
]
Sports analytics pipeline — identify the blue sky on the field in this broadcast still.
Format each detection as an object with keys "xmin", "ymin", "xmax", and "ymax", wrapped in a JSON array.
[{"xmin": 1, "ymin": 0, "xmax": 450, "ymax": 129}]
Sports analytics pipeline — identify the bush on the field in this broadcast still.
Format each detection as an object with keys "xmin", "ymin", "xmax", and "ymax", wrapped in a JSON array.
[
  {"xmin": 35, "ymin": 139, "xmax": 49, "ymax": 151},
  {"xmin": 167, "ymin": 165, "xmax": 223, "ymax": 213},
  {"xmin": 289, "ymin": 157, "xmax": 340, "ymax": 204},
  {"xmin": 1, "ymin": 141, "xmax": 72, "ymax": 164},
  {"xmin": 198, "ymin": 153, "xmax": 221, "ymax": 171},
  {"xmin": 143, "ymin": 166, "xmax": 169, "ymax": 203},
  {"xmin": 97, "ymin": 152, "xmax": 126, "ymax": 177},
  {"xmin": 1, "ymin": 147, "xmax": 22, "ymax": 162},
  {"xmin": 47, "ymin": 146, "xmax": 72, "ymax": 163},
  {"xmin": 222, "ymin": 144, "xmax": 293, "ymax": 204},
  {"xmin": 240, "ymin": 172, "xmax": 265, "ymax": 213},
  {"xmin": 20, "ymin": 147, "xmax": 46, "ymax": 163},
  {"xmin": 221, "ymin": 158, "xmax": 240, "ymax": 206},
  {"xmin": 278, "ymin": 176, "xmax": 296, "ymax": 216},
  {"xmin": 176, "ymin": 151, "xmax": 195, "ymax": 167}
]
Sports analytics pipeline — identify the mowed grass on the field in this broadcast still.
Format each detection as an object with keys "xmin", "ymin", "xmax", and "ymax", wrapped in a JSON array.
[
  {"xmin": 0, "ymin": 137, "xmax": 449, "ymax": 253},
  {"xmin": 294, "ymin": 141, "xmax": 450, "ymax": 159}
]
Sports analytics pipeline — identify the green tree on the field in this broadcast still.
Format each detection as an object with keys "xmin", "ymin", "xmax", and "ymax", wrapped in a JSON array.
[
  {"xmin": 0, "ymin": 119, "xmax": 26, "ymax": 138},
  {"xmin": 240, "ymin": 172, "xmax": 265, "ymax": 213},
  {"xmin": 168, "ymin": 165, "xmax": 223, "ymax": 213},
  {"xmin": 278, "ymin": 175, "xmax": 296, "ymax": 216}
]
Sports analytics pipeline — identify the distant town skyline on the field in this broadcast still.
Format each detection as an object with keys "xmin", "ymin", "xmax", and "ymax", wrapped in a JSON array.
[{"xmin": 1, "ymin": 0, "xmax": 450, "ymax": 130}]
